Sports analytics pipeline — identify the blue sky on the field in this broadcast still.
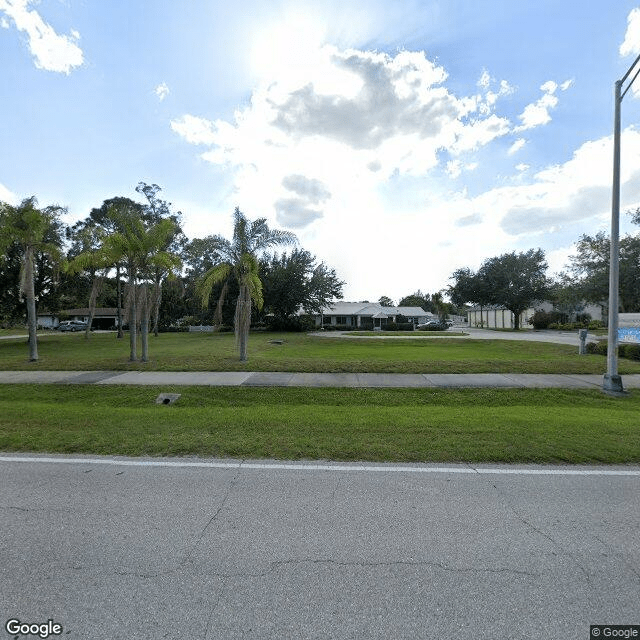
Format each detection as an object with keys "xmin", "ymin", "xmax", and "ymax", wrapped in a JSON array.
[{"xmin": 2, "ymin": 0, "xmax": 640, "ymax": 301}]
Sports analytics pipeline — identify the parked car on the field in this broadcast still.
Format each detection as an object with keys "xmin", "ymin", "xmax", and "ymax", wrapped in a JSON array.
[
  {"xmin": 417, "ymin": 320, "xmax": 452, "ymax": 331},
  {"xmin": 57, "ymin": 320, "xmax": 88, "ymax": 332}
]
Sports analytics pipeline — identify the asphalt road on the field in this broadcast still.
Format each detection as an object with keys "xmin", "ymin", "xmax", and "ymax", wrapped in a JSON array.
[{"xmin": 1, "ymin": 455, "xmax": 638, "ymax": 639}]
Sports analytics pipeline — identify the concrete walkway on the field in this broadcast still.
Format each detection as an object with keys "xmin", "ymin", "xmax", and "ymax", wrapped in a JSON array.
[{"xmin": 0, "ymin": 370, "xmax": 638, "ymax": 389}]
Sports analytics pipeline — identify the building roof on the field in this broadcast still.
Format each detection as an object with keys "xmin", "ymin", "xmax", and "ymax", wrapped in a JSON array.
[
  {"xmin": 37, "ymin": 308, "xmax": 118, "ymax": 317},
  {"xmin": 395, "ymin": 306, "xmax": 434, "ymax": 317},
  {"xmin": 317, "ymin": 302, "xmax": 434, "ymax": 318}
]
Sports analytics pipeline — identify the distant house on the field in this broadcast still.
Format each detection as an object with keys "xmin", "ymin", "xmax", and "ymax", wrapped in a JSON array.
[
  {"xmin": 37, "ymin": 308, "xmax": 120, "ymax": 330},
  {"xmin": 303, "ymin": 302, "xmax": 435, "ymax": 329}
]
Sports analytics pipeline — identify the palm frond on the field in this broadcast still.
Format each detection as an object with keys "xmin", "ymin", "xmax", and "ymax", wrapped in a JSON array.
[
  {"xmin": 246, "ymin": 271, "xmax": 264, "ymax": 310},
  {"xmin": 196, "ymin": 262, "xmax": 232, "ymax": 308},
  {"xmin": 65, "ymin": 249, "xmax": 113, "ymax": 275}
]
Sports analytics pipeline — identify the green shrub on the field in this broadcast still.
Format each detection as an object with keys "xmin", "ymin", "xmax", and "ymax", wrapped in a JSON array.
[
  {"xmin": 586, "ymin": 340, "xmax": 640, "ymax": 359},
  {"xmin": 588, "ymin": 320, "xmax": 605, "ymax": 330},
  {"xmin": 383, "ymin": 322, "xmax": 414, "ymax": 331},
  {"xmin": 320, "ymin": 324, "xmax": 352, "ymax": 331},
  {"xmin": 549, "ymin": 321, "xmax": 588, "ymax": 331},
  {"xmin": 418, "ymin": 323, "xmax": 448, "ymax": 331},
  {"xmin": 266, "ymin": 316, "xmax": 317, "ymax": 332},
  {"xmin": 586, "ymin": 341, "xmax": 607, "ymax": 356},
  {"xmin": 528, "ymin": 310, "xmax": 556, "ymax": 329},
  {"xmin": 620, "ymin": 343, "xmax": 640, "ymax": 360}
]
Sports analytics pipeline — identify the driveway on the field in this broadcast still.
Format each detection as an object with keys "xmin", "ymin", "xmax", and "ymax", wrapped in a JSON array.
[
  {"xmin": 1, "ymin": 454, "xmax": 638, "ymax": 640},
  {"xmin": 312, "ymin": 327, "xmax": 598, "ymax": 347}
]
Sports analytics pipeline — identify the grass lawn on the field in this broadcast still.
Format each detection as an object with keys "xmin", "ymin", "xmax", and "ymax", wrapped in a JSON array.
[
  {"xmin": 1, "ymin": 384, "xmax": 639, "ymax": 464},
  {"xmin": 0, "ymin": 328, "xmax": 27, "ymax": 337},
  {"xmin": 1, "ymin": 330, "xmax": 639, "ymax": 374}
]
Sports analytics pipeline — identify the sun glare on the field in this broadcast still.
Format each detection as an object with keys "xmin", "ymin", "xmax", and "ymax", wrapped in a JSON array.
[{"xmin": 249, "ymin": 13, "xmax": 326, "ymax": 86}]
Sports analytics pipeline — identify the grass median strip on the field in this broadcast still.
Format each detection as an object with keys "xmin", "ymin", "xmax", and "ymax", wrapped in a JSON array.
[{"xmin": 1, "ymin": 385, "xmax": 638, "ymax": 464}]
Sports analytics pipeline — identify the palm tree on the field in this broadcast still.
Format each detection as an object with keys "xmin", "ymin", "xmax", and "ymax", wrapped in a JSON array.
[
  {"xmin": 68, "ymin": 197, "xmax": 143, "ymax": 339},
  {"xmin": 431, "ymin": 291, "xmax": 449, "ymax": 326},
  {"xmin": 0, "ymin": 197, "xmax": 64, "ymax": 361},
  {"xmin": 102, "ymin": 207, "xmax": 181, "ymax": 362},
  {"xmin": 197, "ymin": 207, "xmax": 297, "ymax": 361}
]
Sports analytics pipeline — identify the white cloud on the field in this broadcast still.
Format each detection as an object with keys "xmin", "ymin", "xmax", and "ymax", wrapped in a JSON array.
[
  {"xmin": 560, "ymin": 78, "xmax": 574, "ymax": 91},
  {"xmin": 620, "ymin": 7, "xmax": 640, "ymax": 57},
  {"xmin": 508, "ymin": 138, "xmax": 526, "ymax": 155},
  {"xmin": 446, "ymin": 160, "xmax": 462, "ymax": 178},
  {"xmin": 515, "ymin": 81, "xmax": 559, "ymax": 131},
  {"xmin": 469, "ymin": 127, "xmax": 640, "ymax": 236},
  {"xmin": 0, "ymin": 0, "xmax": 83, "ymax": 74},
  {"xmin": 515, "ymin": 163, "xmax": 529, "ymax": 172},
  {"xmin": 170, "ymin": 115, "xmax": 218, "ymax": 145},
  {"xmin": 0, "ymin": 182, "xmax": 18, "ymax": 204},
  {"xmin": 446, "ymin": 160, "xmax": 479, "ymax": 179},
  {"xmin": 172, "ymin": 46, "xmax": 519, "ymax": 228},
  {"xmin": 155, "ymin": 82, "xmax": 170, "ymax": 101},
  {"xmin": 620, "ymin": 8, "xmax": 640, "ymax": 97},
  {"xmin": 477, "ymin": 69, "xmax": 491, "ymax": 89}
]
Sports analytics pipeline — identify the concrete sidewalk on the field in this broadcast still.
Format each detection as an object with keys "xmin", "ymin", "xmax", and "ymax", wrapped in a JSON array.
[{"xmin": 0, "ymin": 370, "xmax": 638, "ymax": 389}]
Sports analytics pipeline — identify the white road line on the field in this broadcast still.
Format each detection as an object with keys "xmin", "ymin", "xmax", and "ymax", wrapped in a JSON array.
[{"xmin": 0, "ymin": 455, "xmax": 639, "ymax": 476}]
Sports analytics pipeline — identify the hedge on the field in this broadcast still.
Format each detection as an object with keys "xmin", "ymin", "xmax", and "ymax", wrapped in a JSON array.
[{"xmin": 586, "ymin": 341, "xmax": 640, "ymax": 360}]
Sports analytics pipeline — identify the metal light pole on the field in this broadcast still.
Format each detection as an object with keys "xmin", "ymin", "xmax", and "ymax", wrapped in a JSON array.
[{"xmin": 603, "ymin": 52, "xmax": 640, "ymax": 393}]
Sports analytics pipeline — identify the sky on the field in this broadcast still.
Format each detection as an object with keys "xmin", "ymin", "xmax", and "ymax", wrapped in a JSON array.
[{"xmin": 2, "ymin": 1, "xmax": 640, "ymax": 303}]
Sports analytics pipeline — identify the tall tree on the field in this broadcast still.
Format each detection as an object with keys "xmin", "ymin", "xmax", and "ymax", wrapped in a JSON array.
[
  {"xmin": 260, "ymin": 249, "xmax": 344, "ymax": 324},
  {"xmin": 567, "ymin": 215, "xmax": 640, "ymax": 315},
  {"xmin": 196, "ymin": 207, "xmax": 297, "ymax": 361},
  {"xmin": 135, "ymin": 183, "xmax": 187, "ymax": 336},
  {"xmin": 477, "ymin": 249, "xmax": 550, "ymax": 329},
  {"xmin": 449, "ymin": 267, "xmax": 492, "ymax": 326},
  {"xmin": 102, "ymin": 208, "xmax": 181, "ymax": 362},
  {"xmin": 398, "ymin": 291, "xmax": 434, "ymax": 313},
  {"xmin": 431, "ymin": 291, "xmax": 452, "ymax": 324},
  {"xmin": 378, "ymin": 296, "xmax": 394, "ymax": 307},
  {"xmin": 0, "ymin": 197, "xmax": 65, "ymax": 360},
  {"xmin": 70, "ymin": 197, "xmax": 144, "ymax": 338}
]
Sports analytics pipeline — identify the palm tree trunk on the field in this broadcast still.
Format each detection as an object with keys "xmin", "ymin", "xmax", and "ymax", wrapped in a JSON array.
[
  {"xmin": 152, "ymin": 274, "xmax": 161, "ymax": 337},
  {"xmin": 235, "ymin": 285, "xmax": 251, "ymax": 362},
  {"xmin": 140, "ymin": 282, "xmax": 149, "ymax": 362},
  {"xmin": 24, "ymin": 247, "xmax": 38, "ymax": 362},
  {"xmin": 128, "ymin": 269, "xmax": 137, "ymax": 362},
  {"xmin": 116, "ymin": 264, "xmax": 123, "ymax": 339},
  {"xmin": 85, "ymin": 273, "xmax": 104, "ymax": 339}
]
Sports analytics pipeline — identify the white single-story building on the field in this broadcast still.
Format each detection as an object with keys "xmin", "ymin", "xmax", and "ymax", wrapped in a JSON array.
[
  {"xmin": 467, "ymin": 302, "xmax": 604, "ymax": 329},
  {"xmin": 304, "ymin": 302, "xmax": 435, "ymax": 329}
]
